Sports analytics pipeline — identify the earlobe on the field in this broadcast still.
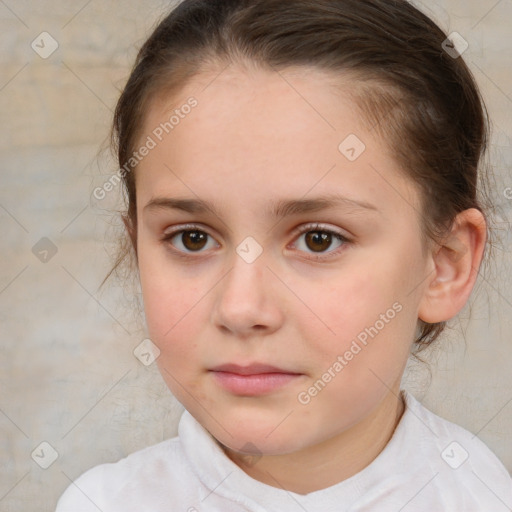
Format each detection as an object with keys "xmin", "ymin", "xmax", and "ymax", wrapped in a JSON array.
[{"xmin": 418, "ymin": 208, "xmax": 487, "ymax": 324}]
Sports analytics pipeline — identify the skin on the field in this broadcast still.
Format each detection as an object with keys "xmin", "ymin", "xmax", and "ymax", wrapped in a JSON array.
[{"xmin": 128, "ymin": 62, "xmax": 487, "ymax": 494}]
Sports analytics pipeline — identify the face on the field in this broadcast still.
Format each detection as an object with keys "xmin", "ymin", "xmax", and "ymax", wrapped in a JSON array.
[{"xmin": 133, "ymin": 63, "xmax": 431, "ymax": 456}]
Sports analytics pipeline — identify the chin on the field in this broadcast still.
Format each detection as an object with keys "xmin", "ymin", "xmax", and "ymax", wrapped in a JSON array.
[
  {"xmin": 198, "ymin": 406, "xmax": 317, "ymax": 456},
  {"xmin": 217, "ymin": 429, "xmax": 306, "ymax": 457}
]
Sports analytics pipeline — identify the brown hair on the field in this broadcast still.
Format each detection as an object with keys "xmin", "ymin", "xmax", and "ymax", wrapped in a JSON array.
[{"xmin": 108, "ymin": 0, "xmax": 492, "ymax": 349}]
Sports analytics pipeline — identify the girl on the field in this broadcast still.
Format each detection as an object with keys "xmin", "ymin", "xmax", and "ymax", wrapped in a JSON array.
[{"xmin": 57, "ymin": 0, "xmax": 512, "ymax": 509}]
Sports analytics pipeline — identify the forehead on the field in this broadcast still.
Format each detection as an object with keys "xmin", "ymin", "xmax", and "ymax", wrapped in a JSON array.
[
  {"xmin": 136, "ymin": 63, "xmax": 420, "ymax": 219},
  {"xmin": 142, "ymin": 62, "xmax": 364, "ymax": 151}
]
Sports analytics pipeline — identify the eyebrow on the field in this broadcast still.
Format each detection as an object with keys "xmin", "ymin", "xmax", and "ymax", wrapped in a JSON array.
[{"xmin": 143, "ymin": 194, "xmax": 379, "ymax": 219}]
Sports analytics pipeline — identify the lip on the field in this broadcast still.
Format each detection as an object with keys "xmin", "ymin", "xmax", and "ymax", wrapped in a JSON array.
[
  {"xmin": 209, "ymin": 363, "xmax": 302, "ymax": 396},
  {"xmin": 210, "ymin": 363, "xmax": 298, "ymax": 375}
]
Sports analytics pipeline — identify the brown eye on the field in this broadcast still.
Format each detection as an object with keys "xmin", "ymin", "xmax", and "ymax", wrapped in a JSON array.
[
  {"xmin": 181, "ymin": 231, "xmax": 208, "ymax": 251},
  {"xmin": 163, "ymin": 229, "xmax": 217, "ymax": 254},
  {"xmin": 292, "ymin": 224, "xmax": 349, "ymax": 259},
  {"xmin": 305, "ymin": 231, "xmax": 333, "ymax": 253}
]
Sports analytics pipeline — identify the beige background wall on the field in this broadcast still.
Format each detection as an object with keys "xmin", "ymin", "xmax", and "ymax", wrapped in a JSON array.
[{"xmin": 0, "ymin": 1, "xmax": 511, "ymax": 510}]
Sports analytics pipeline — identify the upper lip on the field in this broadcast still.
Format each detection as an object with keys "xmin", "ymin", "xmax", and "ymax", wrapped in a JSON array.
[{"xmin": 210, "ymin": 363, "xmax": 300, "ymax": 375}]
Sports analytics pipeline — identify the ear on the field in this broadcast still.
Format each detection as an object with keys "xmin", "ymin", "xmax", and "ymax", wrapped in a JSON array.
[
  {"xmin": 418, "ymin": 208, "xmax": 487, "ymax": 324},
  {"xmin": 122, "ymin": 214, "xmax": 138, "ymax": 258}
]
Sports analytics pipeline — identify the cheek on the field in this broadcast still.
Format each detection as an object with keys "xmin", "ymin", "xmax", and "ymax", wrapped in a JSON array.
[
  {"xmin": 137, "ymin": 249, "xmax": 202, "ymax": 355},
  {"xmin": 315, "ymin": 269, "xmax": 391, "ymax": 336},
  {"xmin": 304, "ymin": 259, "xmax": 416, "ymax": 373},
  {"xmin": 143, "ymin": 281, "xmax": 201, "ymax": 350},
  {"xmin": 143, "ymin": 274, "xmax": 206, "ymax": 404}
]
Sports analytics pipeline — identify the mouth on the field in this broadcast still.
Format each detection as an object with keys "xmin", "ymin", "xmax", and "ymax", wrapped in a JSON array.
[{"xmin": 209, "ymin": 363, "xmax": 303, "ymax": 396}]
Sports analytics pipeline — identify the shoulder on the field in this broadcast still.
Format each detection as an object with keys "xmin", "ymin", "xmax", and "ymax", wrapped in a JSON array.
[
  {"xmin": 400, "ymin": 390, "xmax": 512, "ymax": 509},
  {"xmin": 404, "ymin": 390, "xmax": 507, "ymax": 470},
  {"xmin": 55, "ymin": 436, "xmax": 186, "ymax": 512}
]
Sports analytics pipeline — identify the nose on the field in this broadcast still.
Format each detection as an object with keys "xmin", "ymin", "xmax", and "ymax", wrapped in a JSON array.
[{"xmin": 211, "ymin": 250, "xmax": 284, "ymax": 338}]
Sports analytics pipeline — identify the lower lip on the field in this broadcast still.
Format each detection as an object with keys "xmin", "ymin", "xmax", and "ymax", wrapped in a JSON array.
[{"xmin": 211, "ymin": 371, "xmax": 301, "ymax": 396}]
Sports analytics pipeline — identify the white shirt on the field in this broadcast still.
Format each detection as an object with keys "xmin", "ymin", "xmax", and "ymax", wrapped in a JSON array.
[{"xmin": 56, "ymin": 391, "xmax": 512, "ymax": 511}]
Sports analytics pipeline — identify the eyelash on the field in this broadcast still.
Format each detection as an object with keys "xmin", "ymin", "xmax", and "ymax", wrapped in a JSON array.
[{"xmin": 160, "ymin": 223, "xmax": 351, "ymax": 261}]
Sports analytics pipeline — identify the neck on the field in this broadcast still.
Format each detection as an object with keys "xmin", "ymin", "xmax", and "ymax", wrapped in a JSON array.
[{"xmin": 223, "ymin": 386, "xmax": 405, "ymax": 494}]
